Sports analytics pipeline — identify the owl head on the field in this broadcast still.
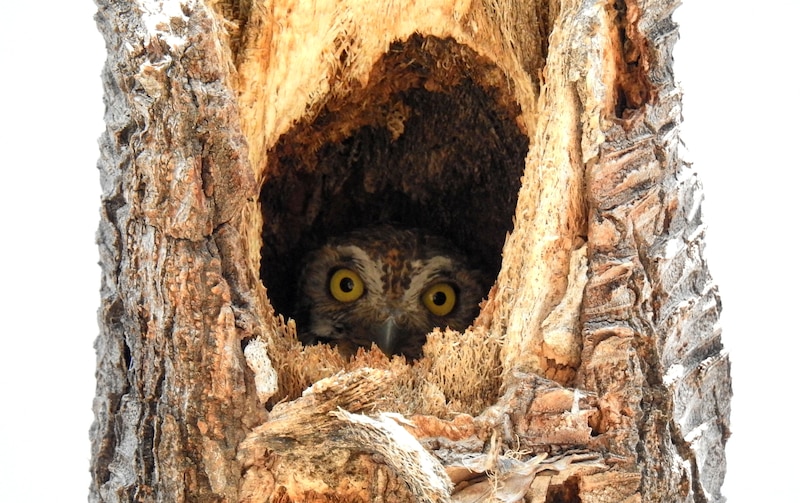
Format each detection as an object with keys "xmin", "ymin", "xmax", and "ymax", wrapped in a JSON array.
[{"xmin": 296, "ymin": 225, "xmax": 485, "ymax": 359}]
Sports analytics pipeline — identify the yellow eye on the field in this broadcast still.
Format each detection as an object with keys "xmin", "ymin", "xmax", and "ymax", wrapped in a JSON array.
[
  {"xmin": 422, "ymin": 283, "xmax": 457, "ymax": 316},
  {"xmin": 329, "ymin": 268, "xmax": 365, "ymax": 303}
]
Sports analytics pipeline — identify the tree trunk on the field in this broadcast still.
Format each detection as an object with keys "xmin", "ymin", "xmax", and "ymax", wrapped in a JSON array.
[{"xmin": 90, "ymin": 0, "xmax": 731, "ymax": 502}]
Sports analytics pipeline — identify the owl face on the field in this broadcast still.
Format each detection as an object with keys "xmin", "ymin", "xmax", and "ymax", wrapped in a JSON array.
[{"xmin": 296, "ymin": 226, "xmax": 484, "ymax": 359}]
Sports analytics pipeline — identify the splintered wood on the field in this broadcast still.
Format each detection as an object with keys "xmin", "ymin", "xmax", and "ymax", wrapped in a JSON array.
[
  {"xmin": 90, "ymin": 0, "xmax": 730, "ymax": 501},
  {"xmin": 239, "ymin": 368, "xmax": 605, "ymax": 503}
]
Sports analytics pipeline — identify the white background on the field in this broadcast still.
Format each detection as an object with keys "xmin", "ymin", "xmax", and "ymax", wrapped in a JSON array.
[{"xmin": 1, "ymin": 1, "xmax": 795, "ymax": 500}]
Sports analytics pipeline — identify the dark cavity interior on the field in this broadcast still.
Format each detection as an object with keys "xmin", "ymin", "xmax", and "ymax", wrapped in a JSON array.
[{"xmin": 259, "ymin": 34, "xmax": 529, "ymax": 319}]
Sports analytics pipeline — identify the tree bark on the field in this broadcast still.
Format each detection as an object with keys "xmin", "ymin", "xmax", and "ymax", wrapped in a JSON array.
[{"xmin": 91, "ymin": 0, "xmax": 731, "ymax": 502}]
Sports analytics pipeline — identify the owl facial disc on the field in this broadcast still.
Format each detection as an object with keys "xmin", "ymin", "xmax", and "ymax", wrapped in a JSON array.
[{"xmin": 296, "ymin": 225, "xmax": 485, "ymax": 359}]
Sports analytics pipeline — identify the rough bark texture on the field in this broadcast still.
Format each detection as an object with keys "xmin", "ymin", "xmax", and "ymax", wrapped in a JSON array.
[{"xmin": 91, "ymin": 0, "xmax": 731, "ymax": 502}]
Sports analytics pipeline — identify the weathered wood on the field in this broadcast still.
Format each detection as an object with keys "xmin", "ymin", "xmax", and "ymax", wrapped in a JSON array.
[
  {"xmin": 92, "ymin": 1, "xmax": 266, "ymax": 500},
  {"xmin": 91, "ymin": 0, "xmax": 730, "ymax": 501}
]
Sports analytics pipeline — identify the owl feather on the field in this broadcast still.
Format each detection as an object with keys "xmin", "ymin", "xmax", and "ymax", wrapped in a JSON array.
[{"xmin": 296, "ymin": 225, "xmax": 485, "ymax": 359}]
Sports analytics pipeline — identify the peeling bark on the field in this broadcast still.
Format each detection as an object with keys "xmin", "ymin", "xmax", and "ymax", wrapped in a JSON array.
[{"xmin": 91, "ymin": 0, "xmax": 731, "ymax": 502}]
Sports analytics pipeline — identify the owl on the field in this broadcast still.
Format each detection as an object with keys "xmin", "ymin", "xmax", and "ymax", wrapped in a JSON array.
[{"xmin": 296, "ymin": 225, "xmax": 485, "ymax": 359}]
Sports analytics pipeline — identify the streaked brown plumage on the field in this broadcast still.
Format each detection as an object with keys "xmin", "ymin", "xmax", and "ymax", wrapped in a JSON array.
[{"xmin": 296, "ymin": 225, "xmax": 484, "ymax": 359}]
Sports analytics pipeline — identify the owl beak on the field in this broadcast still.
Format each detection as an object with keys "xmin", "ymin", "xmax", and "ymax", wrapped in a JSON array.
[{"xmin": 374, "ymin": 317, "xmax": 401, "ymax": 356}]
